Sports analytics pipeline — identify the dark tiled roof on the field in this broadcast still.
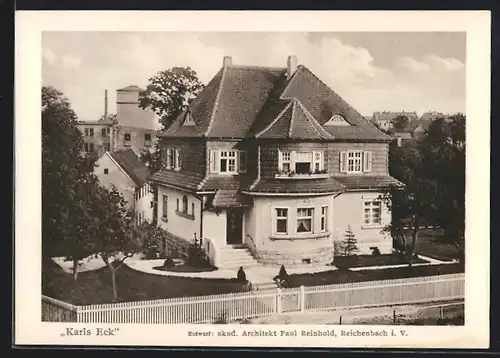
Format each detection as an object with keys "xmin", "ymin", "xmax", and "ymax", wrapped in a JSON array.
[
  {"xmin": 162, "ymin": 62, "xmax": 391, "ymax": 141},
  {"xmin": 420, "ymin": 112, "xmax": 445, "ymax": 121},
  {"xmin": 109, "ymin": 148, "xmax": 150, "ymax": 187},
  {"xmin": 117, "ymin": 85, "xmax": 144, "ymax": 92},
  {"xmin": 212, "ymin": 189, "xmax": 253, "ymax": 208},
  {"xmin": 149, "ymin": 170, "xmax": 204, "ymax": 191},
  {"xmin": 333, "ymin": 176, "xmax": 404, "ymax": 190},
  {"xmin": 247, "ymin": 178, "xmax": 346, "ymax": 194},
  {"xmin": 256, "ymin": 100, "xmax": 333, "ymax": 140}
]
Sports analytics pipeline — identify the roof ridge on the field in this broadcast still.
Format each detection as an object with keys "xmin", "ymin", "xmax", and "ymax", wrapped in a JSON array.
[
  {"xmin": 279, "ymin": 65, "xmax": 303, "ymax": 100},
  {"xmin": 288, "ymin": 100, "xmax": 296, "ymax": 138},
  {"xmin": 255, "ymin": 100, "xmax": 294, "ymax": 138},
  {"xmin": 204, "ymin": 67, "xmax": 228, "ymax": 137},
  {"xmin": 227, "ymin": 64, "xmax": 286, "ymax": 71}
]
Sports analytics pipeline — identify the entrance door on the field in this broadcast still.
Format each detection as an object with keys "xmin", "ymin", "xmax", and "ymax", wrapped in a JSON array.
[{"xmin": 226, "ymin": 208, "xmax": 243, "ymax": 245}]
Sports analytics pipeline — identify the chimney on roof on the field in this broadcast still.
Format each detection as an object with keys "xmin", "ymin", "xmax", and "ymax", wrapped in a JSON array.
[
  {"xmin": 223, "ymin": 56, "xmax": 232, "ymax": 67},
  {"xmin": 287, "ymin": 55, "xmax": 298, "ymax": 78},
  {"xmin": 104, "ymin": 89, "xmax": 108, "ymax": 120}
]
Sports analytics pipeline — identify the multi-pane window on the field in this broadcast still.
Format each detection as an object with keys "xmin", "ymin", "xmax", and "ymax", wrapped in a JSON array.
[
  {"xmin": 297, "ymin": 208, "xmax": 314, "ymax": 233},
  {"xmin": 84, "ymin": 128, "xmax": 94, "ymax": 137},
  {"xmin": 320, "ymin": 206, "xmax": 328, "ymax": 232},
  {"xmin": 347, "ymin": 151, "xmax": 363, "ymax": 172},
  {"xmin": 364, "ymin": 200, "xmax": 382, "ymax": 225},
  {"xmin": 278, "ymin": 150, "xmax": 324, "ymax": 174},
  {"xmin": 279, "ymin": 151, "xmax": 291, "ymax": 172},
  {"xmin": 103, "ymin": 143, "xmax": 110, "ymax": 152},
  {"xmin": 144, "ymin": 133, "xmax": 152, "ymax": 147},
  {"xmin": 220, "ymin": 151, "xmax": 237, "ymax": 173},
  {"xmin": 162, "ymin": 195, "xmax": 168, "ymax": 220},
  {"xmin": 124, "ymin": 133, "xmax": 131, "ymax": 144},
  {"xmin": 83, "ymin": 143, "xmax": 94, "ymax": 153},
  {"xmin": 340, "ymin": 151, "xmax": 372, "ymax": 173},
  {"xmin": 275, "ymin": 208, "xmax": 288, "ymax": 234}
]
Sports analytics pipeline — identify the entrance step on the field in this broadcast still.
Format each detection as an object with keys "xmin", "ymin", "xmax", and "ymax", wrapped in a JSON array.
[
  {"xmin": 217, "ymin": 245, "xmax": 261, "ymax": 271},
  {"xmin": 254, "ymin": 282, "xmax": 278, "ymax": 292}
]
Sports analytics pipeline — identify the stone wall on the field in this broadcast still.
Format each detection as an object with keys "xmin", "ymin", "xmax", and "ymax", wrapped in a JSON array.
[
  {"xmin": 161, "ymin": 231, "xmax": 192, "ymax": 259},
  {"xmin": 254, "ymin": 246, "xmax": 334, "ymax": 266}
]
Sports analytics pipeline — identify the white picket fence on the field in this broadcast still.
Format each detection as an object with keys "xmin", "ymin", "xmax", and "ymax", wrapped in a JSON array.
[{"xmin": 42, "ymin": 273, "xmax": 464, "ymax": 324}]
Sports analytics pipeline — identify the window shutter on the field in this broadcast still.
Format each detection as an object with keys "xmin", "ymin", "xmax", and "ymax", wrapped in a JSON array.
[
  {"xmin": 340, "ymin": 151, "xmax": 347, "ymax": 173},
  {"xmin": 176, "ymin": 148, "xmax": 182, "ymax": 170},
  {"xmin": 209, "ymin": 150, "xmax": 219, "ymax": 173},
  {"xmin": 363, "ymin": 151, "xmax": 373, "ymax": 172},
  {"xmin": 166, "ymin": 148, "xmax": 171, "ymax": 168},
  {"xmin": 278, "ymin": 151, "xmax": 283, "ymax": 171},
  {"xmin": 238, "ymin": 150, "xmax": 247, "ymax": 173},
  {"xmin": 313, "ymin": 151, "xmax": 323, "ymax": 171}
]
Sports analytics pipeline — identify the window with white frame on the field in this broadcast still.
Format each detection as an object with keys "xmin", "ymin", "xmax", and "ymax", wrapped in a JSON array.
[
  {"xmin": 165, "ymin": 148, "xmax": 174, "ymax": 169},
  {"xmin": 278, "ymin": 150, "xmax": 324, "ymax": 174},
  {"xmin": 347, "ymin": 151, "xmax": 363, "ymax": 172},
  {"xmin": 297, "ymin": 208, "xmax": 314, "ymax": 233},
  {"xmin": 275, "ymin": 208, "xmax": 288, "ymax": 234},
  {"xmin": 219, "ymin": 150, "xmax": 237, "ymax": 173},
  {"xmin": 182, "ymin": 195, "xmax": 188, "ymax": 213},
  {"xmin": 340, "ymin": 151, "xmax": 372, "ymax": 173},
  {"xmin": 320, "ymin": 206, "xmax": 328, "ymax": 232},
  {"xmin": 363, "ymin": 199, "xmax": 382, "ymax": 225},
  {"xmin": 209, "ymin": 150, "xmax": 246, "ymax": 174}
]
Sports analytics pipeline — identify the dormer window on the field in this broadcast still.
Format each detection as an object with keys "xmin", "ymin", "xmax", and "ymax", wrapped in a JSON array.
[
  {"xmin": 183, "ymin": 110, "xmax": 195, "ymax": 126},
  {"xmin": 208, "ymin": 150, "xmax": 246, "ymax": 175},
  {"xmin": 325, "ymin": 114, "xmax": 350, "ymax": 126}
]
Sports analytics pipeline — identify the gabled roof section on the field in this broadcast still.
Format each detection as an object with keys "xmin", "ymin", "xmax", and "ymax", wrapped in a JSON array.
[
  {"xmin": 280, "ymin": 66, "xmax": 392, "ymax": 141},
  {"xmin": 256, "ymin": 99, "xmax": 333, "ymax": 140},
  {"xmin": 108, "ymin": 148, "xmax": 150, "ymax": 187}
]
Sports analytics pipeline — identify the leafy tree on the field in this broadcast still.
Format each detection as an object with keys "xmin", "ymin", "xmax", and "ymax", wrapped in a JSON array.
[
  {"xmin": 339, "ymin": 225, "xmax": 359, "ymax": 257},
  {"xmin": 89, "ymin": 185, "xmax": 151, "ymax": 302},
  {"xmin": 383, "ymin": 140, "xmax": 438, "ymax": 267},
  {"xmin": 42, "ymin": 86, "xmax": 96, "ymax": 279},
  {"xmin": 419, "ymin": 115, "xmax": 465, "ymax": 263},
  {"xmin": 98, "ymin": 113, "xmax": 117, "ymax": 124},
  {"xmin": 138, "ymin": 67, "xmax": 205, "ymax": 129},
  {"xmin": 392, "ymin": 115, "xmax": 410, "ymax": 131}
]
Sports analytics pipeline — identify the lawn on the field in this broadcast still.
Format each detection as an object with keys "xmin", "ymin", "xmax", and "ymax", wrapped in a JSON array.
[
  {"xmin": 42, "ymin": 258, "xmax": 247, "ymax": 305},
  {"xmin": 286, "ymin": 263, "xmax": 464, "ymax": 288},
  {"xmin": 413, "ymin": 228, "xmax": 460, "ymax": 261},
  {"xmin": 333, "ymin": 254, "xmax": 428, "ymax": 269}
]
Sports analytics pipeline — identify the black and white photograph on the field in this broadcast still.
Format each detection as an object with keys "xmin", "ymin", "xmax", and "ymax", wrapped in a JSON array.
[{"xmin": 15, "ymin": 11, "xmax": 490, "ymax": 348}]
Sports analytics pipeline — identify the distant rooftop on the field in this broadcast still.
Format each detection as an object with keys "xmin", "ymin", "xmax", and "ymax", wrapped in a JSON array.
[{"xmin": 117, "ymin": 85, "xmax": 144, "ymax": 92}]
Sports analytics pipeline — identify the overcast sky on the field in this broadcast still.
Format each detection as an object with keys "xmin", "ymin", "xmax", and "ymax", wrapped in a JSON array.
[{"xmin": 42, "ymin": 32, "xmax": 465, "ymax": 122}]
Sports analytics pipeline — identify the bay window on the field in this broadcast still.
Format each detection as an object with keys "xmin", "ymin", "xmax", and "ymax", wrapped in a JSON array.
[{"xmin": 278, "ymin": 150, "xmax": 324, "ymax": 174}]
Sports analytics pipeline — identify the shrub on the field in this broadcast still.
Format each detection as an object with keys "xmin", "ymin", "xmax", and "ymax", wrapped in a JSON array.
[
  {"xmin": 163, "ymin": 257, "xmax": 175, "ymax": 269},
  {"xmin": 371, "ymin": 247, "xmax": 381, "ymax": 256},
  {"xmin": 187, "ymin": 236, "xmax": 210, "ymax": 268},
  {"xmin": 143, "ymin": 244, "xmax": 159, "ymax": 260},
  {"xmin": 278, "ymin": 265, "xmax": 288, "ymax": 280},
  {"xmin": 213, "ymin": 312, "xmax": 228, "ymax": 324},
  {"xmin": 237, "ymin": 266, "xmax": 247, "ymax": 282},
  {"xmin": 339, "ymin": 225, "xmax": 359, "ymax": 257}
]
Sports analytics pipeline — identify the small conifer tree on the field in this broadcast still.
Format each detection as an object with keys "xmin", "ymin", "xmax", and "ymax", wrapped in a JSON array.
[{"xmin": 339, "ymin": 225, "xmax": 359, "ymax": 257}]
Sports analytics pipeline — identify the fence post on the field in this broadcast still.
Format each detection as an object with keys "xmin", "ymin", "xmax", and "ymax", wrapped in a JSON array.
[
  {"xmin": 299, "ymin": 285, "xmax": 305, "ymax": 312},
  {"xmin": 276, "ymin": 288, "xmax": 282, "ymax": 314}
]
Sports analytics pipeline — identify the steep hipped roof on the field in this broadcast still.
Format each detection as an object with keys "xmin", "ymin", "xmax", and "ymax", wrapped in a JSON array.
[
  {"xmin": 162, "ymin": 66, "xmax": 285, "ymax": 138},
  {"xmin": 108, "ymin": 148, "xmax": 150, "ymax": 187},
  {"xmin": 162, "ymin": 62, "xmax": 390, "ymax": 141}
]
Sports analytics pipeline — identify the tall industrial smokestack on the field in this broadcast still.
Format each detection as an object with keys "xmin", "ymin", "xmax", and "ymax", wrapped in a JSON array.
[{"xmin": 104, "ymin": 89, "xmax": 109, "ymax": 120}]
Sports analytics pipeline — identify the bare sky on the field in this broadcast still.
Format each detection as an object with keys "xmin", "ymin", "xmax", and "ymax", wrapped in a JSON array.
[{"xmin": 42, "ymin": 32, "xmax": 465, "ymax": 121}]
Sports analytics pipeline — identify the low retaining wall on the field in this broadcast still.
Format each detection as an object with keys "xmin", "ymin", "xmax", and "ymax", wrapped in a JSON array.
[
  {"xmin": 162, "ymin": 232, "xmax": 192, "ymax": 259},
  {"xmin": 254, "ymin": 247, "xmax": 335, "ymax": 266}
]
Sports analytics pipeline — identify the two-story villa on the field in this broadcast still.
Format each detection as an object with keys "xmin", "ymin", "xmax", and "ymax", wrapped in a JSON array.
[{"xmin": 149, "ymin": 56, "xmax": 403, "ymax": 269}]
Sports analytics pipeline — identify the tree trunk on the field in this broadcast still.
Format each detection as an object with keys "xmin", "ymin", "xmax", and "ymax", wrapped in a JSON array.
[
  {"xmin": 106, "ymin": 261, "xmax": 118, "ymax": 302},
  {"xmin": 72, "ymin": 259, "xmax": 79, "ymax": 281},
  {"xmin": 409, "ymin": 219, "xmax": 420, "ymax": 268}
]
